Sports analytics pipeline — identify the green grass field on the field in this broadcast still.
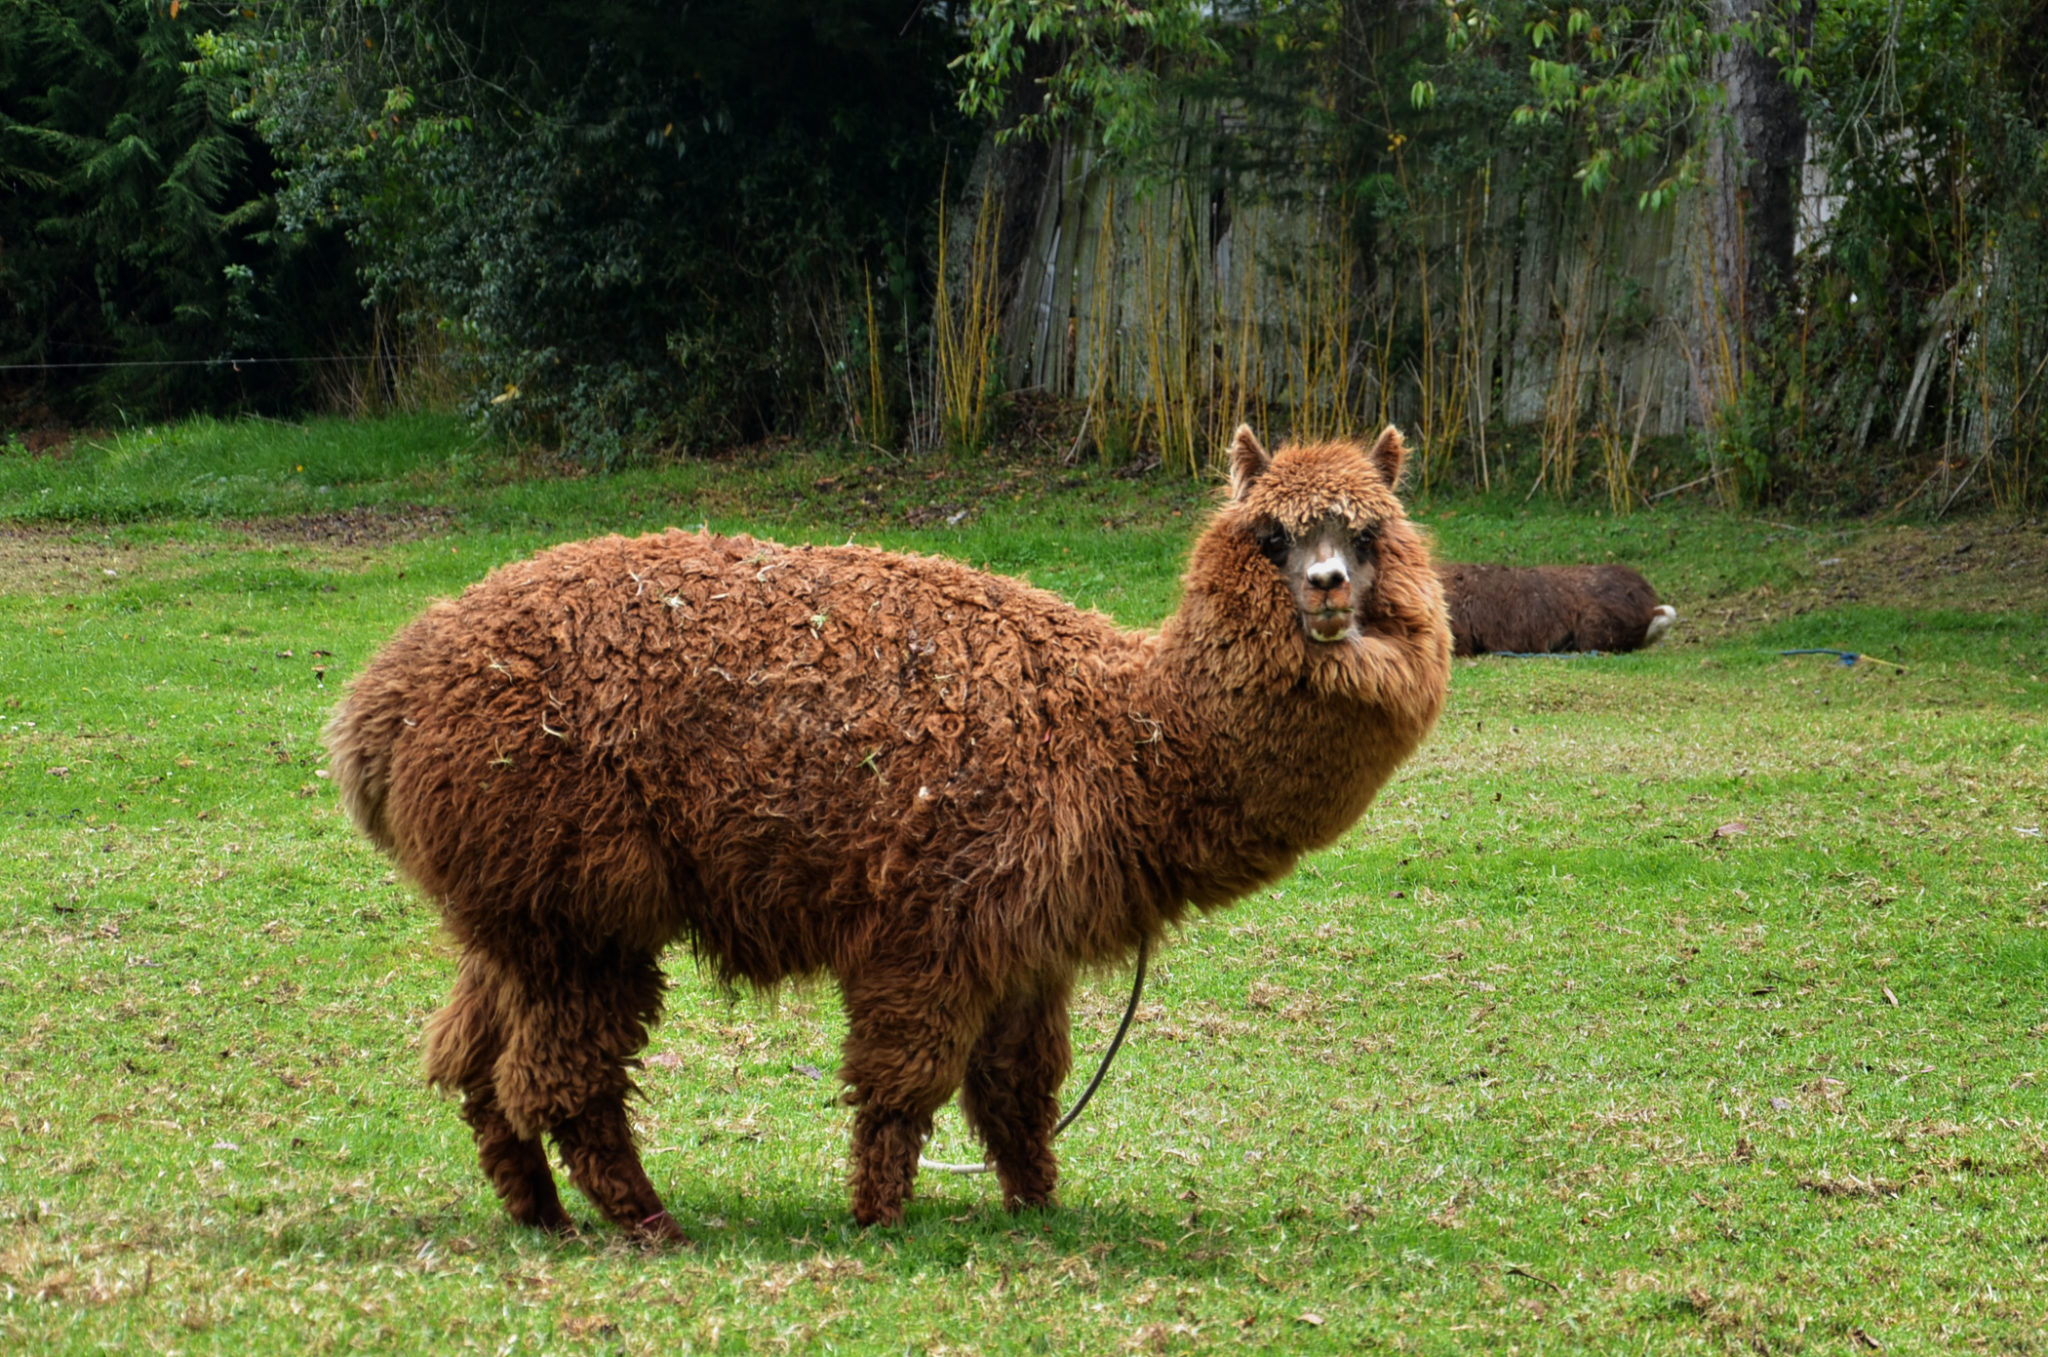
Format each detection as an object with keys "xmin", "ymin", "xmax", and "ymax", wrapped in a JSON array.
[{"xmin": 2, "ymin": 416, "xmax": 2044, "ymax": 1354}]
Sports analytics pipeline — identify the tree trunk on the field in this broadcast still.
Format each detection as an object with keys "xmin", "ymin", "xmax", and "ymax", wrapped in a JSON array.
[{"xmin": 1708, "ymin": 0, "xmax": 1815, "ymax": 354}]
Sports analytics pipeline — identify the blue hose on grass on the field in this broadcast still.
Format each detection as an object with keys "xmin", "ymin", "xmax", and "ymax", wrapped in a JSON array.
[{"xmin": 1779, "ymin": 648, "xmax": 1907, "ymax": 670}]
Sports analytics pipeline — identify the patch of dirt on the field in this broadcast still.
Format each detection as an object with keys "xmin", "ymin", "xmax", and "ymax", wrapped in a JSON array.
[
  {"xmin": 0, "ymin": 395, "xmax": 101, "ymax": 456},
  {"xmin": 0, "ymin": 505, "xmax": 460, "ymax": 594},
  {"xmin": 228, "ymin": 505, "xmax": 462, "ymax": 545},
  {"xmin": 1674, "ymin": 517, "xmax": 2048, "ymax": 645},
  {"xmin": 0, "ymin": 531, "xmax": 152, "ymax": 595}
]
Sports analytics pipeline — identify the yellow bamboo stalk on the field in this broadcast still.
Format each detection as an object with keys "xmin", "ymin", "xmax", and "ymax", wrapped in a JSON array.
[
  {"xmin": 935, "ymin": 179, "xmax": 1004, "ymax": 454},
  {"xmin": 863, "ymin": 274, "xmax": 892, "ymax": 450}
]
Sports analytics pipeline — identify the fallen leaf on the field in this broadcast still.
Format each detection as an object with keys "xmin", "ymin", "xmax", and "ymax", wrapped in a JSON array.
[
  {"xmin": 1883, "ymin": 986, "xmax": 1899, "ymax": 1007},
  {"xmin": 1770, "ymin": 1096, "xmax": 1792, "ymax": 1111},
  {"xmin": 1712, "ymin": 820, "xmax": 1748, "ymax": 839},
  {"xmin": 1296, "ymin": 1313, "xmax": 1325, "ymax": 1327}
]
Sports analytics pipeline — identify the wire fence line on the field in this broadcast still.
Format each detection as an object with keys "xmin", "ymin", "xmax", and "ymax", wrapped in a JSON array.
[{"xmin": 0, "ymin": 355, "xmax": 388, "ymax": 373}]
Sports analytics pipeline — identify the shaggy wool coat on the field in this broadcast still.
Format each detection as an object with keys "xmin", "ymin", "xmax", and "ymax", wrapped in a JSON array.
[
  {"xmin": 327, "ymin": 429, "xmax": 1451, "ymax": 1230},
  {"xmin": 1436, "ymin": 562, "xmax": 1670, "ymax": 655}
]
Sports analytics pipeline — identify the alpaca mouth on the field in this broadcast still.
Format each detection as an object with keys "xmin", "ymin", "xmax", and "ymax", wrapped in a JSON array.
[{"xmin": 1306, "ymin": 610, "xmax": 1353, "ymax": 643}]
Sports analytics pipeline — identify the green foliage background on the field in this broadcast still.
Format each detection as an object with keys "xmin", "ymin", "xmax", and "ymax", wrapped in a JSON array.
[
  {"xmin": 3, "ymin": 0, "xmax": 2044, "ymax": 507},
  {"xmin": 242, "ymin": 0, "xmax": 972, "ymax": 461},
  {"xmin": 0, "ymin": 0, "xmax": 362, "ymax": 416}
]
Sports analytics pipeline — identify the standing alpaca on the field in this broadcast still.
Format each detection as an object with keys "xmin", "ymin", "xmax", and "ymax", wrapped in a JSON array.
[
  {"xmin": 325, "ymin": 425, "xmax": 1450, "ymax": 1236},
  {"xmin": 1435, "ymin": 562, "xmax": 1677, "ymax": 656}
]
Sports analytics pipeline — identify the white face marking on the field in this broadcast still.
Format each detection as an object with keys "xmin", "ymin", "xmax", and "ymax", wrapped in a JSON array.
[{"xmin": 1305, "ymin": 542, "xmax": 1348, "ymax": 592}]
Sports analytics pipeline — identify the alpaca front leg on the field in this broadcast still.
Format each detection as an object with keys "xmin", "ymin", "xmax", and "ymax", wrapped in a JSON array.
[
  {"xmin": 840, "ymin": 985, "xmax": 984, "ymax": 1227},
  {"xmin": 848, "ymin": 1103, "xmax": 936, "ymax": 1227},
  {"xmin": 960, "ymin": 975, "xmax": 1072, "ymax": 1211},
  {"xmin": 460, "ymin": 1084, "xmax": 574, "ymax": 1232},
  {"xmin": 553, "ymin": 1095, "xmax": 684, "ymax": 1242}
]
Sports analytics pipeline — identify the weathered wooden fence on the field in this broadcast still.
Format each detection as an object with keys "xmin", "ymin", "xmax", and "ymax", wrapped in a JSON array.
[{"xmin": 951, "ymin": 106, "xmax": 1745, "ymax": 494}]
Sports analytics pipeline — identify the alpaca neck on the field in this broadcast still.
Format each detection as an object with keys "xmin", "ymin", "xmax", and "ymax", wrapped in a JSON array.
[{"xmin": 1136, "ymin": 570, "xmax": 1444, "ymax": 908}]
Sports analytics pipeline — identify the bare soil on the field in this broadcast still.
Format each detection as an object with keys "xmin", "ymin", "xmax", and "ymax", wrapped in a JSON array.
[
  {"xmin": 0, "ymin": 507, "xmax": 461, "ymax": 595},
  {"xmin": 226, "ymin": 505, "xmax": 462, "ymax": 546},
  {"xmin": 1673, "ymin": 515, "xmax": 2048, "ymax": 645},
  {"xmin": 0, "ymin": 531, "xmax": 154, "ymax": 595}
]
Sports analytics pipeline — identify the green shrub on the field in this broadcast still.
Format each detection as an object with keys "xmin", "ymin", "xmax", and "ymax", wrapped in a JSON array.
[
  {"xmin": 251, "ymin": 0, "xmax": 970, "ymax": 462},
  {"xmin": 0, "ymin": 0, "xmax": 365, "ymax": 419}
]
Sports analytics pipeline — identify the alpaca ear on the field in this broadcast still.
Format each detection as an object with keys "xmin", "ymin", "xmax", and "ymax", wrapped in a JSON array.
[
  {"xmin": 1228, "ymin": 425, "xmax": 1270, "ymax": 500},
  {"xmin": 1368, "ymin": 425, "xmax": 1409, "ymax": 489}
]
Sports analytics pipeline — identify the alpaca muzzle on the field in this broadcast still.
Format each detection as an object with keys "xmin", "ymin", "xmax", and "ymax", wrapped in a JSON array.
[
  {"xmin": 1306, "ymin": 606, "xmax": 1354, "ymax": 643},
  {"xmin": 1303, "ymin": 571, "xmax": 1356, "ymax": 643}
]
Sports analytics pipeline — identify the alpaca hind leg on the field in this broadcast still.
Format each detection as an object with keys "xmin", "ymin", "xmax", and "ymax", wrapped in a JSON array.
[
  {"xmin": 959, "ymin": 975, "xmax": 1072, "ymax": 1212},
  {"xmin": 426, "ymin": 952, "xmax": 570, "ymax": 1231},
  {"xmin": 493, "ymin": 945, "xmax": 678, "ymax": 1239},
  {"xmin": 840, "ymin": 979, "xmax": 987, "ymax": 1227}
]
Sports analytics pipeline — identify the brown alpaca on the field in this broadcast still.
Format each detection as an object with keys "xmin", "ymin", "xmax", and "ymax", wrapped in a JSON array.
[
  {"xmin": 324, "ymin": 425, "xmax": 1450, "ymax": 1237},
  {"xmin": 1435, "ymin": 563, "xmax": 1676, "ymax": 656}
]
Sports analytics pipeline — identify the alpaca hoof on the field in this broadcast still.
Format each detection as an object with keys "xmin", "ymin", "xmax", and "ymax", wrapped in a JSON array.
[
  {"xmin": 513, "ymin": 1201, "xmax": 577, "ymax": 1235},
  {"xmin": 853, "ymin": 1201, "xmax": 905, "ymax": 1229},
  {"xmin": 516, "ymin": 1217, "xmax": 580, "ymax": 1241},
  {"xmin": 633, "ymin": 1209, "xmax": 688, "ymax": 1246}
]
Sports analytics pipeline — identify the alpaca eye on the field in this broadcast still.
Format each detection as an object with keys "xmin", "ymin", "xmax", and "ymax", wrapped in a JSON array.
[
  {"xmin": 1253, "ymin": 525, "xmax": 1291, "ymax": 569},
  {"xmin": 1352, "ymin": 528, "xmax": 1381, "ymax": 556}
]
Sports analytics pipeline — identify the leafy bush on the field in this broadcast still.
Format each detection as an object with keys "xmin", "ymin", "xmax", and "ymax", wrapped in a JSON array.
[
  {"xmin": 1791, "ymin": 0, "xmax": 2048, "ymax": 508},
  {"xmin": 249, "ymin": 0, "xmax": 971, "ymax": 462},
  {"xmin": 0, "ymin": 0, "xmax": 363, "ymax": 419}
]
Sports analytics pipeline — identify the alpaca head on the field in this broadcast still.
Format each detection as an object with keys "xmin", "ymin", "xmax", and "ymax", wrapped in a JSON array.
[{"xmin": 1224, "ymin": 423, "xmax": 1416, "ymax": 647}]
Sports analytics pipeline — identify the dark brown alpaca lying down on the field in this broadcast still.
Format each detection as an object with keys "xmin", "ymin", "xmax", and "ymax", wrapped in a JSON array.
[
  {"xmin": 324, "ymin": 425, "xmax": 1450, "ymax": 1237},
  {"xmin": 1436, "ymin": 562, "xmax": 1677, "ymax": 655}
]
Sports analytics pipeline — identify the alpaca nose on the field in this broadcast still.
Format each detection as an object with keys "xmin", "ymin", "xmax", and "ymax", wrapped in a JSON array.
[{"xmin": 1306, "ymin": 558, "xmax": 1348, "ymax": 592}]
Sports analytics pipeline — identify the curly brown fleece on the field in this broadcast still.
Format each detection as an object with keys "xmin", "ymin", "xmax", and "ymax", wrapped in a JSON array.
[
  {"xmin": 325, "ymin": 426, "xmax": 1451, "ymax": 1235},
  {"xmin": 1436, "ymin": 562, "xmax": 1670, "ymax": 655}
]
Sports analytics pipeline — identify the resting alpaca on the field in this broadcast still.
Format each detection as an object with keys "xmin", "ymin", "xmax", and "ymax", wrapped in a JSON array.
[
  {"xmin": 1435, "ymin": 562, "xmax": 1676, "ymax": 656},
  {"xmin": 324, "ymin": 425, "xmax": 1450, "ymax": 1236}
]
